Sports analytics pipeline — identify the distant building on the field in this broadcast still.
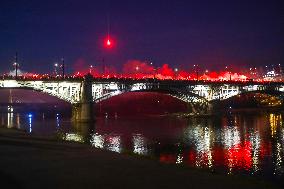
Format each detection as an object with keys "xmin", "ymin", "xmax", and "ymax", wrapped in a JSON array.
[
  {"xmin": 263, "ymin": 70, "xmax": 283, "ymax": 81},
  {"xmin": 7, "ymin": 69, "xmax": 25, "ymax": 76},
  {"xmin": 6, "ymin": 69, "xmax": 33, "ymax": 77}
]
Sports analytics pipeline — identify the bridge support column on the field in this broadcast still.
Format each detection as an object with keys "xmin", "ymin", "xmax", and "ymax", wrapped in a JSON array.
[
  {"xmin": 71, "ymin": 121, "xmax": 94, "ymax": 142},
  {"xmin": 187, "ymin": 102, "xmax": 215, "ymax": 116},
  {"xmin": 206, "ymin": 103, "xmax": 214, "ymax": 115},
  {"xmin": 72, "ymin": 74, "xmax": 94, "ymax": 122},
  {"xmin": 207, "ymin": 101, "xmax": 223, "ymax": 115}
]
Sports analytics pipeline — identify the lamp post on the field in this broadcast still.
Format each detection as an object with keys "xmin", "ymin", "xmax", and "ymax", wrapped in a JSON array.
[
  {"xmin": 61, "ymin": 58, "xmax": 65, "ymax": 78},
  {"xmin": 193, "ymin": 64, "xmax": 199, "ymax": 81},
  {"xmin": 54, "ymin": 63, "xmax": 58, "ymax": 76},
  {"xmin": 277, "ymin": 64, "xmax": 282, "ymax": 76},
  {"xmin": 89, "ymin": 65, "xmax": 93, "ymax": 74},
  {"xmin": 154, "ymin": 66, "xmax": 160, "ymax": 80},
  {"xmin": 174, "ymin": 68, "xmax": 178, "ymax": 80},
  {"xmin": 13, "ymin": 52, "xmax": 19, "ymax": 79},
  {"xmin": 225, "ymin": 66, "xmax": 231, "ymax": 81},
  {"xmin": 102, "ymin": 58, "xmax": 106, "ymax": 77},
  {"xmin": 149, "ymin": 61, "xmax": 155, "ymax": 79},
  {"xmin": 135, "ymin": 66, "xmax": 139, "ymax": 79}
]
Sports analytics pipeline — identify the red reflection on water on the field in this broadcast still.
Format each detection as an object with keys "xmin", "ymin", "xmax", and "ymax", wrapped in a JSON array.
[
  {"xmin": 226, "ymin": 141, "xmax": 252, "ymax": 171},
  {"xmin": 160, "ymin": 154, "xmax": 177, "ymax": 164},
  {"xmin": 188, "ymin": 150, "xmax": 196, "ymax": 164},
  {"xmin": 212, "ymin": 147, "xmax": 226, "ymax": 167},
  {"xmin": 184, "ymin": 147, "xmax": 225, "ymax": 168},
  {"xmin": 180, "ymin": 143, "xmax": 253, "ymax": 171}
]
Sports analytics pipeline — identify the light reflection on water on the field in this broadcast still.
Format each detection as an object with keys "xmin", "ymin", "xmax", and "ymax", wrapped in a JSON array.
[
  {"xmin": 1, "ymin": 105, "xmax": 284, "ymax": 182},
  {"xmin": 132, "ymin": 134, "xmax": 148, "ymax": 155}
]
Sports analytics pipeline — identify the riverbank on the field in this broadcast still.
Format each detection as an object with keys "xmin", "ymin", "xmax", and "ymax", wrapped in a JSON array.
[{"xmin": 0, "ymin": 127, "xmax": 280, "ymax": 189}]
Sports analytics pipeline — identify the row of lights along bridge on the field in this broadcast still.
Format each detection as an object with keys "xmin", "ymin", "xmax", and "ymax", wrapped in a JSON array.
[
  {"xmin": 7, "ymin": 55, "xmax": 284, "ymax": 82},
  {"xmin": 43, "ymin": 63, "xmax": 284, "ymax": 82}
]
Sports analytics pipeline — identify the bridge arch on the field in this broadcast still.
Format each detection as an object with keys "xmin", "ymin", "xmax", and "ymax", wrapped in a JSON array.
[
  {"xmin": 219, "ymin": 90, "xmax": 284, "ymax": 108},
  {"xmin": 0, "ymin": 88, "xmax": 73, "ymax": 104},
  {"xmin": 94, "ymin": 88, "xmax": 211, "ymax": 114},
  {"xmin": 221, "ymin": 89, "xmax": 284, "ymax": 101},
  {"xmin": 0, "ymin": 80, "xmax": 82, "ymax": 103}
]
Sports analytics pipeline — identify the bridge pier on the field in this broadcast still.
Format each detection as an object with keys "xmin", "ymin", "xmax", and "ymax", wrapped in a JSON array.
[
  {"xmin": 71, "ymin": 121, "xmax": 94, "ymax": 142},
  {"xmin": 187, "ymin": 101, "xmax": 215, "ymax": 116},
  {"xmin": 206, "ymin": 103, "xmax": 214, "ymax": 115},
  {"xmin": 72, "ymin": 103, "xmax": 94, "ymax": 122},
  {"xmin": 72, "ymin": 74, "xmax": 94, "ymax": 122}
]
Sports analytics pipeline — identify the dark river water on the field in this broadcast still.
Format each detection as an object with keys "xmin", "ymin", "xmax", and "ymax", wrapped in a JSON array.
[{"xmin": 1, "ymin": 105, "xmax": 284, "ymax": 186}]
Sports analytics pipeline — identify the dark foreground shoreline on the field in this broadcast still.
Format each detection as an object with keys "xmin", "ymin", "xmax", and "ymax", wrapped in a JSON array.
[{"xmin": 0, "ymin": 127, "xmax": 280, "ymax": 189}]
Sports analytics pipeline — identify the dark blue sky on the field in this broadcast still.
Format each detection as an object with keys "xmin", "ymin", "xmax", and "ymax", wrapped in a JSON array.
[{"xmin": 1, "ymin": 0, "xmax": 283, "ymax": 73}]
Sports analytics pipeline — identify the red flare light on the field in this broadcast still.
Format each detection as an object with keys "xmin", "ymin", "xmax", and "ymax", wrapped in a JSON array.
[
  {"xmin": 105, "ymin": 37, "xmax": 113, "ymax": 48},
  {"xmin": 107, "ymin": 39, "xmax": 111, "ymax": 46}
]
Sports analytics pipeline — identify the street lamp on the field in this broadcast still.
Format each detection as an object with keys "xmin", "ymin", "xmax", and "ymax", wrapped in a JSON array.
[
  {"xmin": 148, "ymin": 61, "xmax": 156, "ymax": 79},
  {"xmin": 61, "ymin": 58, "xmax": 65, "ymax": 78},
  {"xmin": 54, "ymin": 63, "xmax": 58, "ymax": 76},
  {"xmin": 13, "ymin": 52, "xmax": 19, "ymax": 79},
  {"xmin": 278, "ymin": 64, "xmax": 282, "ymax": 76},
  {"xmin": 13, "ymin": 62, "xmax": 19, "ymax": 78},
  {"xmin": 89, "ymin": 65, "xmax": 93, "ymax": 74},
  {"xmin": 135, "ymin": 66, "xmax": 139, "ymax": 79},
  {"xmin": 174, "ymin": 68, "xmax": 178, "ymax": 80},
  {"xmin": 102, "ymin": 58, "xmax": 106, "ymax": 76},
  {"xmin": 193, "ymin": 64, "xmax": 199, "ymax": 81},
  {"xmin": 225, "ymin": 66, "xmax": 231, "ymax": 81}
]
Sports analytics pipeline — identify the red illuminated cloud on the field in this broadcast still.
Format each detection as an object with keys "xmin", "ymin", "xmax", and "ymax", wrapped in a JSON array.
[{"xmin": 123, "ymin": 60, "xmax": 154, "ymax": 74}]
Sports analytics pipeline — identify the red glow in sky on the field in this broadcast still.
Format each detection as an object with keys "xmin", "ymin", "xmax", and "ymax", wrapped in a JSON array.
[
  {"xmin": 107, "ymin": 39, "xmax": 111, "ymax": 46},
  {"xmin": 105, "ymin": 37, "xmax": 113, "ymax": 48}
]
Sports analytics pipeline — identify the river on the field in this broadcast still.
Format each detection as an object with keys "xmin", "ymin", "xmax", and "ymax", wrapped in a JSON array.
[{"xmin": 1, "ymin": 104, "xmax": 284, "ymax": 186}]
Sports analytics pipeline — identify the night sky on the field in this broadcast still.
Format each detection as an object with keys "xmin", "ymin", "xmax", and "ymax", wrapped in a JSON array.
[{"xmin": 1, "ymin": 0, "xmax": 283, "ymax": 74}]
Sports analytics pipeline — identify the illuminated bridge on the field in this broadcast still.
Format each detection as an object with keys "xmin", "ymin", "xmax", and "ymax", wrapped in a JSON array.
[{"xmin": 1, "ymin": 74, "xmax": 284, "ymax": 121}]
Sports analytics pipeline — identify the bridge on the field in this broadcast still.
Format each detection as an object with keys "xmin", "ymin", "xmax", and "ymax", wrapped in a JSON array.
[{"xmin": 1, "ymin": 74, "xmax": 284, "ymax": 121}]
